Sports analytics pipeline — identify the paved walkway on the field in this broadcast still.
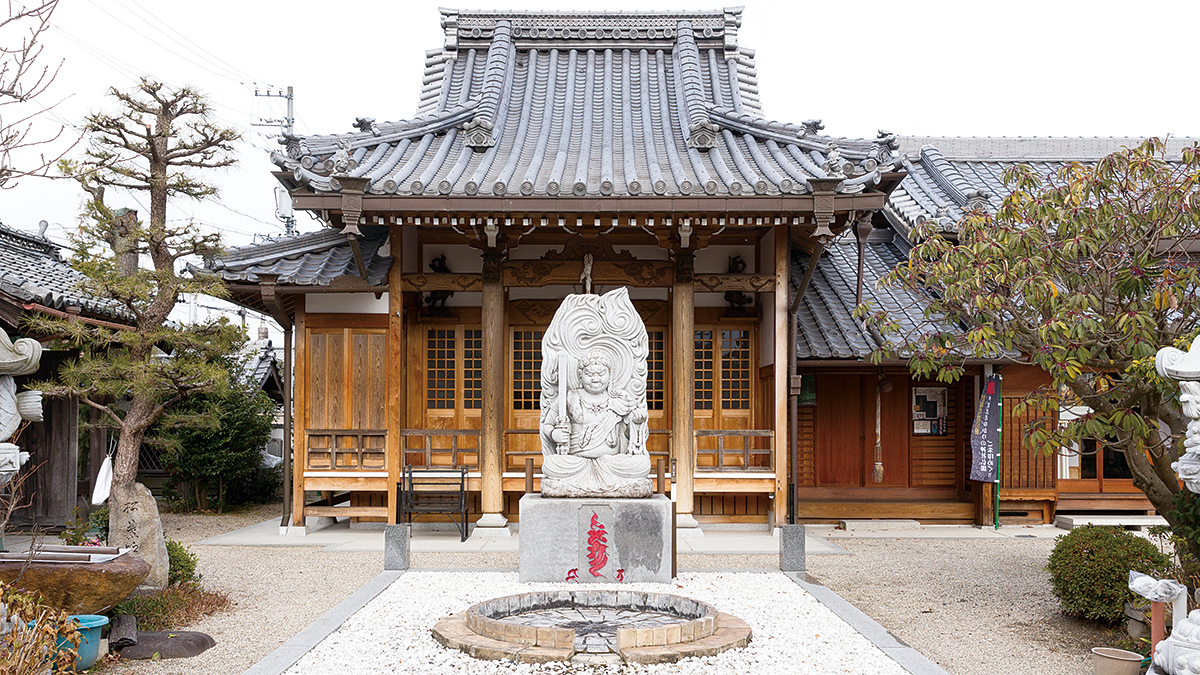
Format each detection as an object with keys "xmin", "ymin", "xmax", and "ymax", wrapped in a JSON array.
[{"xmin": 196, "ymin": 517, "xmax": 1065, "ymax": 554}]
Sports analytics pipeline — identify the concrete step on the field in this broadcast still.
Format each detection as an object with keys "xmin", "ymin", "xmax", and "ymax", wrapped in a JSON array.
[
  {"xmin": 838, "ymin": 519, "xmax": 922, "ymax": 532},
  {"xmin": 1054, "ymin": 515, "xmax": 1167, "ymax": 530}
]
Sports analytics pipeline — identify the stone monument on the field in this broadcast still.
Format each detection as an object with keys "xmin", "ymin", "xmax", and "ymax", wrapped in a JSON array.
[
  {"xmin": 519, "ymin": 288, "xmax": 672, "ymax": 583},
  {"xmin": 0, "ymin": 327, "xmax": 42, "ymax": 487}
]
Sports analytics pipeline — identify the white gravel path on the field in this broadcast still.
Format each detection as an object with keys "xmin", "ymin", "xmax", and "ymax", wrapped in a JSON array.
[{"xmin": 285, "ymin": 571, "xmax": 910, "ymax": 675}]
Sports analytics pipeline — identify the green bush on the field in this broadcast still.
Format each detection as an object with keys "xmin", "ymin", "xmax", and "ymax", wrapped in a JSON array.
[
  {"xmin": 166, "ymin": 539, "xmax": 200, "ymax": 585},
  {"xmin": 88, "ymin": 505, "xmax": 109, "ymax": 541},
  {"xmin": 1047, "ymin": 525, "xmax": 1171, "ymax": 623}
]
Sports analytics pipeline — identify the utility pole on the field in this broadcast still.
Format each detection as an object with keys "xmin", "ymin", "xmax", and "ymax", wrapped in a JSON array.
[
  {"xmin": 254, "ymin": 86, "xmax": 297, "ymax": 235},
  {"xmin": 253, "ymin": 85, "xmax": 293, "ymax": 136}
]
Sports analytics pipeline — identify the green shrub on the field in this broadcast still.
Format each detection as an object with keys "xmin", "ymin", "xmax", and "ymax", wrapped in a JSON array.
[
  {"xmin": 166, "ymin": 539, "xmax": 200, "ymax": 585},
  {"xmin": 1047, "ymin": 525, "xmax": 1171, "ymax": 623},
  {"xmin": 88, "ymin": 505, "xmax": 109, "ymax": 541},
  {"xmin": 108, "ymin": 583, "xmax": 229, "ymax": 631}
]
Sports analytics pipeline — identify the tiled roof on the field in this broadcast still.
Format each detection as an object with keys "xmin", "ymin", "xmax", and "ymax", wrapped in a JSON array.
[
  {"xmin": 271, "ymin": 8, "xmax": 901, "ymax": 199},
  {"xmin": 792, "ymin": 236, "xmax": 938, "ymax": 360},
  {"xmin": 242, "ymin": 338, "xmax": 283, "ymax": 403},
  {"xmin": 204, "ymin": 226, "xmax": 392, "ymax": 287},
  {"xmin": 886, "ymin": 136, "xmax": 1200, "ymax": 238},
  {"xmin": 0, "ymin": 222, "xmax": 128, "ymax": 320}
]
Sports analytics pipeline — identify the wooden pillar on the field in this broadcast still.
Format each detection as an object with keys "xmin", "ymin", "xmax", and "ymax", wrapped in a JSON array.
[
  {"xmin": 281, "ymin": 325, "xmax": 292, "ymax": 526},
  {"xmin": 386, "ymin": 224, "xmax": 405, "ymax": 525},
  {"xmin": 773, "ymin": 225, "xmax": 789, "ymax": 527},
  {"xmin": 478, "ymin": 251, "xmax": 507, "ymax": 529},
  {"xmin": 291, "ymin": 307, "xmax": 307, "ymax": 527},
  {"xmin": 672, "ymin": 251, "xmax": 697, "ymax": 526}
]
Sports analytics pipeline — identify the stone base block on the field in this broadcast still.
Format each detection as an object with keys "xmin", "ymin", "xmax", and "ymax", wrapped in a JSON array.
[
  {"xmin": 519, "ymin": 494, "xmax": 672, "ymax": 583},
  {"xmin": 779, "ymin": 524, "xmax": 805, "ymax": 572}
]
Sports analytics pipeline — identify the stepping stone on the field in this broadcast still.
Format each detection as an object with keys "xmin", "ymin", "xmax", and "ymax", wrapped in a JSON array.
[
  {"xmin": 1054, "ymin": 515, "xmax": 1166, "ymax": 530},
  {"xmin": 118, "ymin": 631, "xmax": 216, "ymax": 660},
  {"xmin": 838, "ymin": 519, "xmax": 921, "ymax": 531}
]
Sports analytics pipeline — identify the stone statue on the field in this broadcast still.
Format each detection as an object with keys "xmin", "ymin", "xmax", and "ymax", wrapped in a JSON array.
[
  {"xmin": 538, "ymin": 288, "xmax": 653, "ymax": 498},
  {"xmin": 0, "ymin": 328, "xmax": 42, "ymax": 487},
  {"xmin": 1156, "ymin": 335, "xmax": 1200, "ymax": 493}
]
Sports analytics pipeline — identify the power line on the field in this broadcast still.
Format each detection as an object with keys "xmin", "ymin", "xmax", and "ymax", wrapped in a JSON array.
[
  {"xmin": 82, "ymin": 0, "xmax": 252, "ymax": 87},
  {"xmin": 118, "ymin": 0, "xmax": 263, "ymax": 85}
]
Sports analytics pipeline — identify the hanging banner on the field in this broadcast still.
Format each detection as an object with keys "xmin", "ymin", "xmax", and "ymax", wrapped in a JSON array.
[{"xmin": 970, "ymin": 374, "xmax": 1002, "ymax": 482}]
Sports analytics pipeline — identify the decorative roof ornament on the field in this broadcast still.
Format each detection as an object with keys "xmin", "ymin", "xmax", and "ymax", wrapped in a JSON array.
[
  {"xmin": 331, "ymin": 140, "xmax": 354, "ymax": 175},
  {"xmin": 464, "ymin": 118, "xmax": 496, "ymax": 151},
  {"xmin": 687, "ymin": 121, "xmax": 719, "ymax": 151},
  {"xmin": 801, "ymin": 119, "xmax": 825, "ymax": 136},
  {"xmin": 964, "ymin": 190, "xmax": 993, "ymax": 213},
  {"xmin": 353, "ymin": 117, "xmax": 381, "ymax": 137},
  {"xmin": 824, "ymin": 142, "xmax": 850, "ymax": 178}
]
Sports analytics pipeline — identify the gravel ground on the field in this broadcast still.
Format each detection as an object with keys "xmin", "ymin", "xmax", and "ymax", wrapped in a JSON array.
[
  {"xmin": 806, "ymin": 538, "xmax": 1113, "ymax": 675},
  {"xmin": 286, "ymin": 571, "xmax": 908, "ymax": 675},
  {"xmin": 103, "ymin": 505, "xmax": 381, "ymax": 675},
  {"xmin": 97, "ymin": 508, "xmax": 1116, "ymax": 675}
]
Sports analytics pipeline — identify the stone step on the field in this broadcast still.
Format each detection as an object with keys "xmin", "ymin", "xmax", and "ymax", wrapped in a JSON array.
[
  {"xmin": 1054, "ymin": 515, "xmax": 1167, "ymax": 530},
  {"xmin": 838, "ymin": 519, "xmax": 921, "ymax": 532}
]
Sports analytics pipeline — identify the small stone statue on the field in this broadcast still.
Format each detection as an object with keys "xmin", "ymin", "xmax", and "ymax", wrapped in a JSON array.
[
  {"xmin": 538, "ymin": 288, "xmax": 652, "ymax": 498},
  {"xmin": 1156, "ymin": 335, "xmax": 1200, "ymax": 493},
  {"xmin": 0, "ymin": 328, "xmax": 43, "ymax": 487}
]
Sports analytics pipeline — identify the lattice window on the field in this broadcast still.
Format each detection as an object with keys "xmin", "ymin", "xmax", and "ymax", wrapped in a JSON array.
[
  {"xmin": 426, "ymin": 329, "xmax": 456, "ymax": 409},
  {"xmin": 694, "ymin": 329, "xmax": 714, "ymax": 410},
  {"xmin": 721, "ymin": 329, "xmax": 751, "ymax": 410},
  {"xmin": 463, "ymin": 329, "xmax": 483, "ymax": 410},
  {"xmin": 513, "ymin": 330, "xmax": 543, "ymax": 410},
  {"xmin": 646, "ymin": 330, "xmax": 665, "ymax": 411}
]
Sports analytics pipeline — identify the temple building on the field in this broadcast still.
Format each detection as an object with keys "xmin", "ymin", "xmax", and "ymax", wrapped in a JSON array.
[{"xmin": 207, "ymin": 8, "xmax": 1171, "ymax": 532}]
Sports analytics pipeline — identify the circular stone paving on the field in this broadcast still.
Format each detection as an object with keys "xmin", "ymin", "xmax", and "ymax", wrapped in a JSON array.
[{"xmin": 431, "ymin": 589, "xmax": 752, "ymax": 664}]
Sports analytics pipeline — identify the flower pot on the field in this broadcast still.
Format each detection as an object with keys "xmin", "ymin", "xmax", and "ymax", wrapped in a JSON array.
[
  {"xmin": 63, "ymin": 614, "xmax": 108, "ymax": 670},
  {"xmin": 1092, "ymin": 647, "xmax": 1144, "ymax": 675}
]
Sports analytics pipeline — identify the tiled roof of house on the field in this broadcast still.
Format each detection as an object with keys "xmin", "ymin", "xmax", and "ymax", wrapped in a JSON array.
[
  {"xmin": 0, "ymin": 222, "xmax": 128, "ymax": 320},
  {"xmin": 271, "ymin": 8, "xmax": 901, "ymax": 199},
  {"xmin": 886, "ymin": 136, "xmax": 1200, "ymax": 238},
  {"xmin": 204, "ymin": 226, "xmax": 392, "ymax": 287},
  {"xmin": 791, "ymin": 235, "xmax": 938, "ymax": 360}
]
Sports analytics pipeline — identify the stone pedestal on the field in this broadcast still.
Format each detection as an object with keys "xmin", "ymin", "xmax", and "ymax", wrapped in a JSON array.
[
  {"xmin": 384, "ymin": 524, "xmax": 410, "ymax": 570},
  {"xmin": 519, "ymin": 494, "xmax": 672, "ymax": 583},
  {"xmin": 779, "ymin": 524, "xmax": 805, "ymax": 572}
]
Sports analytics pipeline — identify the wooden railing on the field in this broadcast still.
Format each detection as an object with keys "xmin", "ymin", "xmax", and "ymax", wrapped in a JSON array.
[
  {"xmin": 695, "ymin": 429, "xmax": 773, "ymax": 471},
  {"xmin": 305, "ymin": 429, "xmax": 387, "ymax": 471},
  {"xmin": 400, "ymin": 429, "xmax": 480, "ymax": 469}
]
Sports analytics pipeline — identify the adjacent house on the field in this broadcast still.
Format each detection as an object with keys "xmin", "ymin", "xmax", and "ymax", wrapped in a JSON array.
[{"xmin": 0, "ymin": 221, "xmax": 129, "ymax": 527}]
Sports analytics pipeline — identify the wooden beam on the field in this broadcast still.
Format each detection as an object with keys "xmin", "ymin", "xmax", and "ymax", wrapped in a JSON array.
[
  {"xmin": 287, "ymin": 192, "xmax": 888, "ymax": 215},
  {"xmin": 693, "ymin": 273, "xmax": 775, "ymax": 293},
  {"xmin": 773, "ymin": 225, "xmax": 789, "ymax": 527},
  {"xmin": 505, "ymin": 260, "xmax": 673, "ymax": 287},
  {"xmin": 672, "ymin": 252, "xmax": 696, "ymax": 520},
  {"xmin": 401, "ymin": 273, "xmax": 482, "ymax": 292}
]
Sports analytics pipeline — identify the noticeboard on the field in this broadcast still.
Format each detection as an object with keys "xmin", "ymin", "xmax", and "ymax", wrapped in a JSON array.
[{"xmin": 911, "ymin": 386, "xmax": 948, "ymax": 435}]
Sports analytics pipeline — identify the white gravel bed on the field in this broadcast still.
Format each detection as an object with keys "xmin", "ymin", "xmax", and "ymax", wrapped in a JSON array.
[{"xmin": 285, "ymin": 571, "xmax": 910, "ymax": 675}]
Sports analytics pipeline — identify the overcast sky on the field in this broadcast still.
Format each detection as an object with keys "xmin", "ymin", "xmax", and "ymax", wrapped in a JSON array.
[{"xmin": 4, "ymin": 0, "xmax": 1199, "ymax": 250}]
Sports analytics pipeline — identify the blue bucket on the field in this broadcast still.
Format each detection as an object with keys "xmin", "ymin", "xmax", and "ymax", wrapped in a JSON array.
[{"xmin": 63, "ymin": 614, "xmax": 109, "ymax": 670}]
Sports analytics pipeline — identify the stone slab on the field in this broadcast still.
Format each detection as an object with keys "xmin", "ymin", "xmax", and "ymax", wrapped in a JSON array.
[
  {"xmin": 838, "ymin": 519, "xmax": 921, "ymax": 531},
  {"xmin": 384, "ymin": 524, "xmax": 409, "ymax": 571},
  {"xmin": 519, "ymin": 494, "xmax": 672, "ymax": 583},
  {"xmin": 118, "ymin": 630, "xmax": 215, "ymax": 660},
  {"xmin": 779, "ymin": 524, "xmax": 805, "ymax": 572},
  {"xmin": 1054, "ymin": 515, "xmax": 1167, "ymax": 530}
]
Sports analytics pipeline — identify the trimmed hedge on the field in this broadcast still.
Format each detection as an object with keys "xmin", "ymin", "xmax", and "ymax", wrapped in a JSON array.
[{"xmin": 1046, "ymin": 525, "xmax": 1171, "ymax": 623}]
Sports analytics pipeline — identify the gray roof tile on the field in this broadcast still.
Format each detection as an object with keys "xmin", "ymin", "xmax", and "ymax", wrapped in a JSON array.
[
  {"xmin": 272, "ymin": 8, "xmax": 901, "ymax": 199},
  {"xmin": 0, "ymin": 222, "xmax": 128, "ymax": 321},
  {"xmin": 792, "ymin": 238, "xmax": 940, "ymax": 360},
  {"xmin": 206, "ymin": 227, "xmax": 392, "ymax": 287}
]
